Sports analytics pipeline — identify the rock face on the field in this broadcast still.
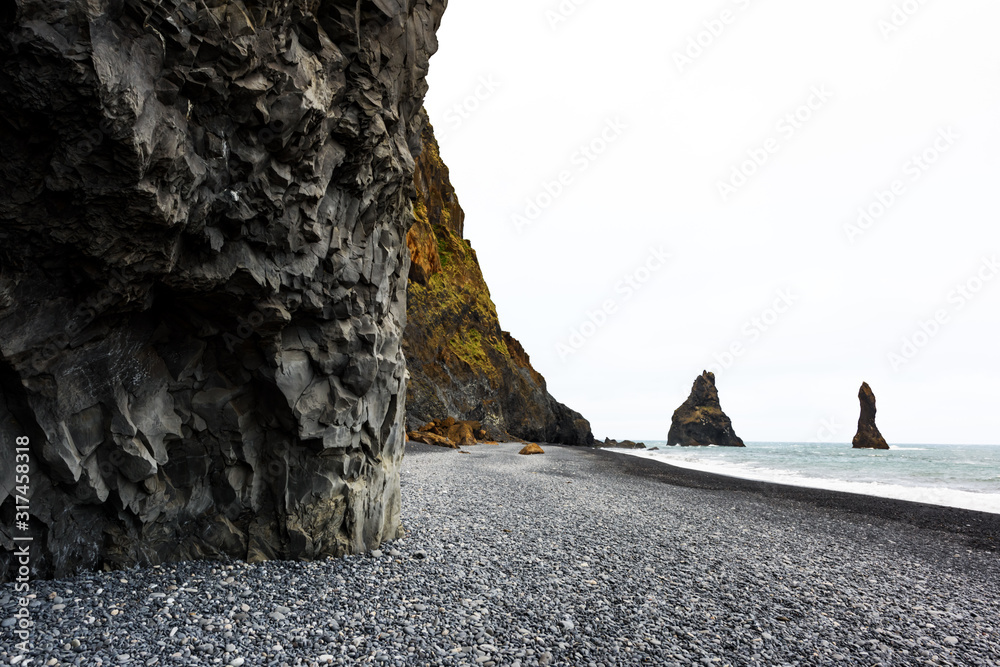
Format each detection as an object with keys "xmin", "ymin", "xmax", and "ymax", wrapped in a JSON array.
[
  {"xmin": 852, "ymin": 382, "xmax": 889, "ymax": 450},
  {"xmin": 667, "ymin": 372, "xmax": 745, "ymax": 447},
  {"xmin": 403, "ymin": 123, "xmax": 593, "ymax": 446},
  {"xmin": 0, "ymin": 0, "xmax": 446, "ymax": 581}
]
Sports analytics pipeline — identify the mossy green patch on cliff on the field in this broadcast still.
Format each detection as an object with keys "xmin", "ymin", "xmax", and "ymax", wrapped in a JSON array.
[
  {"xmin": 407, "ymin": 216, "xmax": 511, "ymax": 388},
  {"xmin": 413, "ymin": 199, "xmax": 429, "ymax": 226},
  {"xmin": 435, "ymin": 226, "xmax": 454, "ymax": 267},
  {"xmin": 448, "ymin": 329, "xmax": 493, "ymax": 372},
  {"xmin": 678, "ymin": 406, "xmax": 724, "ymax": 425}
]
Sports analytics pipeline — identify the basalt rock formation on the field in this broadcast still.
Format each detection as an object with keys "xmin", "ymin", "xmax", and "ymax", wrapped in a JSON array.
[
  {"xmin": 668, "ymin": 371, "xmax": 745, "ymax": 447},
  {"xmin": 406, "ymin": 417, "xmax": 485, "ymax": 449},
  {"xmin": 597, "ymin": 438, "xmax": 646, "ymax": 449},
  {"xmin": 852, "ymin": 382, "xmax": 889, "ymax": 450},
  {"xmin": 403, "ymin": 123, "xmax": 593, "ymax": 446},
  {"xmin": 0, "ymin": 0, "xmax": 446, "ymax": 581}
]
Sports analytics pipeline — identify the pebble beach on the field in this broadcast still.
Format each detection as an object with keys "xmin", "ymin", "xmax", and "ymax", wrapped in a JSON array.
[{"xmin": 3, "ymin": 442, "xmax": 999, "ymax": 666}]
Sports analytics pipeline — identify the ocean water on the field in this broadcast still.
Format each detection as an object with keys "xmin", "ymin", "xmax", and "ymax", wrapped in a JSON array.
[{"xmin": 610, "ymin": 442, "xmax": 1000, "ymax": 515}]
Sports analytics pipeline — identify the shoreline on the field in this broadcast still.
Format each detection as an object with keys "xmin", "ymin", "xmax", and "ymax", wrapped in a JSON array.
[
  {"xmin": 4, "ymin": 441, "xmax": 998, "ymax": 666},
  {"xmin": 568, "ymin": 444, "xmax": 1000, "ymax": 551},
  {"xmin": 608, "ymin": 444, "xmax": 1000, "ymax": 515}
]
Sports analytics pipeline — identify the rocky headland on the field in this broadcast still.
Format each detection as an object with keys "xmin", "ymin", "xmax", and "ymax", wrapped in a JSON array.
[
  {"xmin": 403, "ymin": 122, "xmax": 593, "ymax": 446},
  {"xmin": 0, "ymin": 0, "xmax": 446, "ymax": 581},
  {"xmin": 667, "ymin": 371, "xmax": 745, "ymax": 447},
  {"xmin": 853, "ymin": 382, "xmax": 890, "ymax": 450}
]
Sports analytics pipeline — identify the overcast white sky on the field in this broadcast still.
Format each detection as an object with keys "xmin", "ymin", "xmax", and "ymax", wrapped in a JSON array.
[{"xmin": 421, "ymin": 0, "xmax": 1000, "ymax": 445}]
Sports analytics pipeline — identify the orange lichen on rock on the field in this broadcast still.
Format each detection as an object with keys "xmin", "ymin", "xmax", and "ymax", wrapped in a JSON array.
[
  {"xmin": 408, "ymin": 418, "xmax": 483, "ymax": 449},
  {"xmin": 406, "ymin": 431, "xmax": 458, "ymax": 449}
]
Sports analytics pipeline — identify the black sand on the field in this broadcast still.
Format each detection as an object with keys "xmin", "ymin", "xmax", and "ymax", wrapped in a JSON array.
[
  {"xmin": 583, "ymin": 445, "xmax": 1000, "ymax": 552},
  {"xmin": 4, "ymin": 442, "xmax": 998, "ymax": 666}
]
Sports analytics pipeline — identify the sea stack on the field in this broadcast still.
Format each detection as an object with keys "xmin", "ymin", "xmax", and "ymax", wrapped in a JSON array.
[
  {"xmin": 852, "ymin": 382, "xmax": 890, "ymax": 449},
  {"xmin": 668, "ymin": 372, "xmax": 745, "ymax": 447}
]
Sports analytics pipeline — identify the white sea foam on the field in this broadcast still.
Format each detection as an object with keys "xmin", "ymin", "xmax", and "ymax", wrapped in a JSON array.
[{"xmin": 611, "ymin": 448, "xmax": 1000, "ymax": 515}]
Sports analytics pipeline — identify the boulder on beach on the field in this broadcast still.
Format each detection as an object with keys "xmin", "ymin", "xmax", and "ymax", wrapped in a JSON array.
[
  {"xmin": 852, "ymin": 382, "xmax": 890, "ymax": 450},
  {"xmin": 668, "ymin": 371, "xmax": 745, "ymax": 447},
  {"xmin": 409, "ymin": 418, "xmax": 483, "ymax": 449},
  {"xmin": 407, "ymin": 431, "xmax": 458, "ymax": 449},
  {"xmin": 519, "ymin": 443, "xmax": 545, "ymax": 455}
]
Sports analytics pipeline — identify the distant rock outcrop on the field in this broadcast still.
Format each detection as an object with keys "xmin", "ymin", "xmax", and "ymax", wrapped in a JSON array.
[
  {"xmin": 668, "ymin": 372, "xmax": 745, "ymax": 447},
  {"xmin": 597, "ymin": 438, "xmax": 647, "ymax": 449},
  {"xmin": 403, "ymin": 122, "xmax": 593, "ymax": 446},
  {"xmin": 852, "ymin": 382, "xmax": 889, "ymax": 450}
]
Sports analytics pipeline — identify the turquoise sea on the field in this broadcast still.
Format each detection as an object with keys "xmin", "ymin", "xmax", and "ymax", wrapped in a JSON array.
[{"xmin": 611, "ymin": 442, "xmax": 1000, "ymax": 514}]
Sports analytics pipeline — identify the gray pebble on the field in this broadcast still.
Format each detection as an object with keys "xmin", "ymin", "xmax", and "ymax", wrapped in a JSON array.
[{"xmin": 3, "ymin": 443, "xmax": 998, "ymax": 667}]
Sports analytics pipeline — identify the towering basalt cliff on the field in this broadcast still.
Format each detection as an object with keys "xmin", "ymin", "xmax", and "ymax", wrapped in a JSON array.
[
  {"xmin": 0, "ymin": 0, "xmax": 445, "ymax": 581},
  {"xmin": 404, "ymin": 123, "xmax": 593, "ymax": 445}
]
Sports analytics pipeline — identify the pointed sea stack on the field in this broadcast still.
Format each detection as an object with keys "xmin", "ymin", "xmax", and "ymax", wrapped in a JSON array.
[
  {"xmin": 852, "ymin": 382, "xmax": 890, "ymax": 449},
  {"xmin": 667, "ymin": 371, "xmax": 745, "ymax": 447}
]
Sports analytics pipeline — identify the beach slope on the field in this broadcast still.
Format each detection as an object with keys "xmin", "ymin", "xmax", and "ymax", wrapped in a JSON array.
[{"xmin": 3, "ymin": 443, "xmax": 998, "ymax": 666}]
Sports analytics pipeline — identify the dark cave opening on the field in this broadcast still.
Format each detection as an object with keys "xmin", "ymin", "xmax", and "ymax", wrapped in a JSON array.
[
  {"xmin": 0, "ymin": 0, "xmax": 17, "ymax": 28},
  {"xmin": 0, "ymin": 352, "xmax": 43, "ymax": 445}
]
